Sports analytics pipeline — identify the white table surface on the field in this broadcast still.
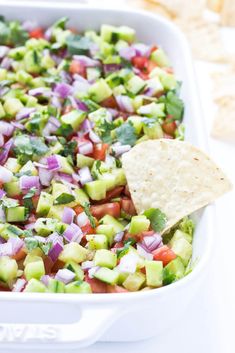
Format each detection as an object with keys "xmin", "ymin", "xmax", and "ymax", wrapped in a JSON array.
[{"xmin": 2, "ymin": 2, "xmax": 235, "ymax": 353}]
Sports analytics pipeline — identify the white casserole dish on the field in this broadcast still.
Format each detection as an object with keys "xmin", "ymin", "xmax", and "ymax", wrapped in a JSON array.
[{"xmin": 0, "ymin": 1, "xmax": 214, "ymax": 350}]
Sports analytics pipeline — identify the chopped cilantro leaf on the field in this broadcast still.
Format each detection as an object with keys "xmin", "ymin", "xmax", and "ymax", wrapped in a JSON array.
[
  {"xmin": 116, "ymin": 238, "xmax": 136, "ymax": 259},
  {"xmin": 54, "ymin": 193, "xmax": 75, "ymax": 205},
  {"xmin": 66, "ymin": 34, "xmax": 92, "ymax": 55},
  {"xmin": 143, "ymin": 208, "xmax": 167, "ymax": 233},
  {"xmin": 23, "ymin": 187, "xmax": 37, "ymax": 200},
  {"xmin": 1, "ymin": 197, "xmax": 19, "ymax": 209},
  {"xmin": 115, "ymin": 121, "xmax": 137, "ymax": 146},
  {"xmin": 98, "ymin": 120, "xmax": 115, "ymax": 144},
  {"xmin": 83, "ymin": 202, "xmax": 96, "ymax": 228},
  {"xmin": 55, "ymin": 123, "xmax": 73, "ymax": 138},
  {"xmin": 165, "ymin": 92, "xmax": 184, "ymax": 122}
]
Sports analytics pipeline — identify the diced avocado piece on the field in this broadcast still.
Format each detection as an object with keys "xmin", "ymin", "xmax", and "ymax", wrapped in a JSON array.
[
  {"xmin": 6, "ymin": 206, "xmax": 26, "ymax": 222},
  {"xmin": 65, "ymin": 280, "xmax": 92, "ymax": 293},
  {"xmin": 20, "ymin": 160, "xmax": 38, "ymax": 176},
  {"xmin": 150, "ymin": 48, "xmax": 170, "ymax": 67},
  {"xmin": 34, "ymin": 218, "xmax": 60, "ymax": 236},
  {"xmin": 24, "ymin": 259, "xmax": 45, "ymax": 281},
  {"xmin": 4, "ymin": 181, "xmax": 21, "ymax": 197},
  {"xmin": 160, "ymin": 73, "xmax": 177, "ymax": 91},
  {"xmin": 23, "ymin": 50, "xmax": 41, "ymax": 74},
  {"xmin": 170, "ymin": 229, "xmax": 193, "ymax": 246},
  {"xmin": 94, "ymin": 249, "xmax": 117, "ymax": 269},
  {"xmin": 56, "ymin": 155, "xmax": 74, "ymax": 175},
  {"xmin": 87, "ymin": 234, "xmax": 108, "ymax": 250},
  {"xmin": 59, "ymin": 242, "xmax": 88, "ymax": 264},
  {"xmin": 126, "ymin": 75, "xmax": 146, "ymax": 95},
  {"xmin": 0, "ymin": 256, "xmax": 18, "ymax": 284},
  {"xmin": 94, "ymin": 267, "xmax": 119, "ymax": 285},
  {"xmin": 127, "ymin": 116, "xmax": 143, "ymax": 135},
  {"xmin": 170, "ymin": 237, "xmax": 192, "ymax": 266},
  {"xmin": 89, "ymin": 79, "xmax": 112, "ymax": 103},
  {"xmin": 3, "ymin": 98, "xmax": 24, "ymax": 118},
  {"xmin": 48, "ymin": 279, "xmax": 65, "ymax": 293},
  {"xmin": 24, "ymin": 278, "xmax": 46, "ymax": 293},
  {"xmin": 36, "ymin": 192, "xmax": 53, "ymax": 217},
  {"xmin": 137, "ymin": 102, "xmax": 165, "ymax": 118},
  {"xmin": 4, "ymin": 158, "xmax": 21, "ymax": 173},
  {"xmin": 111, "ymin": 168, "xmax": 126, "ymax": 186},
  {"xmin": 47, "ymin": 205, "xmax": 64, "ymax": 221},
  {"xmin": 123, "ymin": 272, "xmax": 145, "ymax": 291},
  {"xmin": 129, "ymin": 215, "xmax": 150, "ymax": 235},
  {"xmin": 96, "ymin": 224, "xmax": 115, "ymax": 246},
  {"xmin": 100, "ymin": 215, "xmax": 124, "ymax": 233},
  {"xmin": 61, "ymin": 109, "xmax": 86, "ymax": 131},
  {"xmin": 0, "ymin": 102, "xmax": 6, "ymax": 118},
  {"xmin": 65, "ymin": 261, "xmax": 84, "ymax": 281},
  {"xmin": 85, "ymin": 180, "xmax": 106, "ymax": 201},
  {"xmin": 145, "ymin": 260, "xmax": 163, "ymax": 287},
  {"xmin": 143, "ymin": 121, "xmax": 163, "ymax": 139},
  {"xmin": 74, "ymin": 188, "xmax": 89, "ymax": 206},
  {"xmin": 77, "ymin": 154, "xmax": 94, "ymax": 168},
  {"xmin": 98, "ymin": 173, "xmax": 116, "ymax": 191},
  {"xmin": 163, "ymin": 257, "xmax": 185, "ymax": 285}
]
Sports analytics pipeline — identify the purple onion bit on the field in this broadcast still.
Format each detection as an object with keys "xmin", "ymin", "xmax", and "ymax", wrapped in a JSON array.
[
  {"xmin": 142, "ymin": 233, "xmax": 162, "ymax": 252},
  {"xmin": 0, "ymin": 139, "xmax": 13, "ymax": 165}
]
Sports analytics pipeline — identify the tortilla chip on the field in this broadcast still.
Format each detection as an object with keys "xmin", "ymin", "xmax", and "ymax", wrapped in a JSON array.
[
  {"xmin": 221, "ymin": 0, "xmax": 235, "ymax": 26},
  {"xmin": 207, "ymin": 0, "xmax": 223, "ymax": 12},
  {"xmin": 147, "ymin": 0, "xmax": 206, "ymax": 19},
  {"xmin": 122, "ymin": 139, "xmax": 232, "ymax": 233},
  {"xmin": 211, "ymin": 95, "xmax": 235, "ymax": 141},
  {"xmin": 129, "ymin": 0, "xmax": 173, "ymax": 19},
  {"xmin": 211, "ymin": 70, "xmax": 235, "ymax": 101}
]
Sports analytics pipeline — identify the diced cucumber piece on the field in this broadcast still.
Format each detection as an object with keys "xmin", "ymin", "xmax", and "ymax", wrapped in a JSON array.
[
  {"xmin": 129, "ymin": 215, "xmax": 150, "ymax": 235},
  {"xmin": 24, "ymin": 279, "xmax": 47, "ymax": 293},
  {"xmin": 23, "ymin": 50, "xmax": 41, "ymax": 74},
  {"xmin": 65, "ymin": 281, "xmax": 92, "ymax": 293},
  {"xmin": 0, "ymin": 256, "xmax": 18, "ymax": 284},
  {"xmin": 23, "ymin": 254, "xmax": 43, "ymax": 267},
  {"xmin": 0, "ymin": 224, "xmax": 23, "ymax": 240},
  {"xmin": 20, "ymin": 160, "xmax": 38, "ymax": 176},
  {"xmin": 145, "ymin": 260, "xmax": 163, "ymax": 287},
  {"xmin": 4, "ymin": 158, "xmax": 21, "ymax": 173},
  {"xmin": 123, "ymin": 272, "xmax": 145, "ymax": 291},
  {"xmin": 74, "ymin": 188, "xmax": 89, "ymax": 206},
  {"xmin": 89, "ymin": 79, "xmax": 112, "ymax": 103},
  {"xmin": 169, "ymin": 229, "xmax": 193, "ymax": 246},
  {"xmin": 94, "ymin": 249, "xmax": 117, "ymax": 269},
  {"xmin": 127, "ymin": 116, "xmax": 144, "ymax": 135},
  {"xmin": 61, "ymin": 110, "xmax": 86, "ymax": 130},
  {"xmin": 163, "ymin": 257, "xmax": 185, "ymax": 285},
  {"xmin": 36, "ymin": 192, "xmax": 53, "ymax": 216},
  {"xmin": 57, "ymin": 155, "xmax": 74, "ymax": 174},
  {"xmin": 3, "ymin": 98, "xmax": 24, "ymax": 118},
  {"xmin": 137, "ymin": 102, "xmax": 165, "ymax": 118},
  {"xmin": 145, "ymin": 77, "xmax": 163, "ymax": 95},
  {"xmin": 126, "ymin": 75, "xmax": 146, "ymax": 95},
  {"xmin": 34, "ymin": 218, "xmax": 64, "ymax": 236},
  {"xmin": 52, "ymin": 182, "xmax": 70, "ymax": 200},
  {"xmin": 16, "ymin": 70, "xmax": 33, "ymax": 85},
  {"xmin": 170, "ymin": 237, "xmax": 192, "ymax": 266},
  {"xmin": 96, "ymin": 224, "xmax": 115, "ymax": 246},
  {"xmin": 48, "ymin": 279, "xmax": 65, "ymax": 293},
  {"xmin": 6, "ymin": 206, "xmax": 26, "ymax": 222},
  {"xmin": 0, "ymin": 68, "xmax": 7, "ymax": 81},
  {"xmin": 86, "ymin": 67, "xmax": 101, "ymax": 81},
  {"xmin": 101, "ymin": 24, "xmax": 119, "ymax": 43},
  {"xmin": 114, "ymin": 268, "xmax": 129, "ymax": 285},
  {"xmin": 87, "ymin": 234, "xmax": 108, "ymax": 250},
  {"xmin": 160, "ymin": 73, "xmax": 177, "ymax": 91},
  {"xmin": 85, "ymin": 180, "xmax": 106, "ymax": 201},
  {"xmin": 118, "ymin": 26, "xmax": 136, "ymax": 43},
  {"xmin": 143, "ymin": 121, "xmax": 163, "ymax": 139},
  {"xmin": 94, "ymin": 267, "xmax": 119, "ymax": 285},
  {"xmin": 111, "ymin": 168, "xmax": 126, "ymax": 186},
  {"xmin": 47, "ymin": 205, "xmax": 64, "ymax": 221},
  {"xmin": 41, "ymin": 54, "xmax": 55, "ymax": 69},
  {"xmin": 76, "ymin": 154, "xmax": 94, "ymax": 168},
  {"xmin": 98, "ymin": 172, "xmax": 116, "ymax": 191},
  {"xmin": 0, "ymin": 102, "xmax": 5, "ymax": 118},
  {"xmin": 99, "ymin": 215, "xmax": 124, "ymax": 233},
  {"xmin": 59, "ymin": 242, "xmax": 88, "ymax": 264},
  {"xmin": 150, "ymin": 48, "xmax": 170, "ymax": 67},
  {"xmin": 4, "ymin": 181, "xmax": 20, "ymax": 197},
  {"xmin": 65, "ymin": 261, "xmax": 84, "ymax": 281},
  {"xmin": 24, "ymin": 259, "xmax": 45, "ymax": 281}
]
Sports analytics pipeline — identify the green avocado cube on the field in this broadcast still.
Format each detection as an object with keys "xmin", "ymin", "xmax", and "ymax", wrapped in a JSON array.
[
  {"xmin": 36, "ymin": 192, "xmax": 53, "ymax": 216},
  {"xmin": 65, "ymin": 280, "xmax": 92, "ymax": 293},
  {"xmin": 59, "ymin": 242, "xmax": 88, "ymax": 264},
  {"xmin": 89, "ymin": 78, "xmax": 112, "ymax": 103},
  {"xmin": 24, "ymin": 259, "xmax": 45, "ymax": 281},
  {"xmin": 61, "ymin": 110, "xmax": 86, "ymax": 130},
  {"xmin": 123, "ymin": 272, "xmax": 145, "ymax": 291},
  {"xmin": 85, "ymin": 180, "xmax": 106, "ymax": 201},
  {"xmin": 24, "ymin": 279, "xmax": 47, "ymax": 293},
  {"xmin": 94, "ymin": 267, "xmax": 119, "ymax": 285},
  {"xmin": 87, "ymin": 234, "xmax": 108, "ymax": 250},
  {"xmin": 145, "ymin": 260, "xmax": 163, "ymax": 287},
  {"xmin": 6, "ymin": 206, "xmax": 26, "ymax": 222},
  {"xmin": 129, "ymin": 215, "xmax": 150, "ymax": 235},
  {"xmin": 0, "ymin": 256, "xmax": 18, "ymax": 284},
  {"xmin": 94, "ymin": 249, "xmax": 117, "ymax": 269}
]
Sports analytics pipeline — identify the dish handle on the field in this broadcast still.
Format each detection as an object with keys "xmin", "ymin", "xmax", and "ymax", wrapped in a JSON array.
[{"xmin": 0, "ymin": 304, "xmax": 123, "ymax": 349}]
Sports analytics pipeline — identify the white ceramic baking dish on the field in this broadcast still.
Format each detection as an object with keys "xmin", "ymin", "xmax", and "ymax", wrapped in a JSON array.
[{"xmin": 0, "ymin": 1, "xmax": 214, "ymax": 350}]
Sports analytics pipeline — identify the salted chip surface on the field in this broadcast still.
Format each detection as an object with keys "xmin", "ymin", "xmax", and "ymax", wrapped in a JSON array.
[
  {"xmin": 122, "ymin": 139, "xmax": 232, "ymax": 233},
  {"xmin": 211, "ymin": 95, "xmax": 235, "ymax": 141}
]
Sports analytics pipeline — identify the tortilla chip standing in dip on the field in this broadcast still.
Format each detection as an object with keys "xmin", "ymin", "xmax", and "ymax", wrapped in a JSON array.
[{"xmin": 122, "ymin": 139, "xmax": 232, "ymax": 234}]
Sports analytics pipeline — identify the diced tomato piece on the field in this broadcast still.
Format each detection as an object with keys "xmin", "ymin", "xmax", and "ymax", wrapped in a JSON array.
[
  {"xmin": 69, "ymin": 60, "xmax": 86, "ymax": 77},
  {"xmin": 32, "ymin": 195, "xmax": 39, "ymax": 209},
  {"xmin": 146, "ymin": 60, "xmax": 157, "ymax": 74},
  {"xmin": 51, "ymin": 259, "xmax": 64, "ymax": 273},
  {"xmin": 81, "ymin": 222, "xmax": 95, "ymax": 235},
  {"xmin": 63, "ymin": 105, "xmax": 73, "ymax": 115},
  {"xmin": 152, "ymin": 245, "xmax": 177, "ymax": 266},
  {"xmin": 98, "ymin": 186, "xmax": 124, "ymax": 204},
  {"xmin": 165, "ymin": 67, "xmax": 174, "ymax": 74},
  {"xmin": 163, "ymin": 133, "xmax": 174, "ymax": 139},
  {"xmin": 90, "ymin": 202, "xmax": 120, "ymax": 220},
  {"xmin": 92, "ymin": 143, "xmax": 108, "ymax": 161},
  {"xmin": 113, "ymin": 241, "xmax": 124, "ymax": 249},
  {"xmin": 107, "ymin": 285, "xmax": 129, "ymax": 293},
  {"xmin": 100, "ymin": 96, "xmax": 117, "ymax": 109},
  {"xmin": 124, "ymin": 185, "xmax": 131, "ymax": 197},
  {"xmin": 131, "ymin": 56, "xmax": 148, "ymax": 70},
  {"xmin": 121, "ymin": 198, "xmax": 136, "ymax": 216},
  {"xmin": 150, "ymin": 45, "xmax": 158, "ymax": 53},
  {"xmin": 138, "ymin": 230, "xmax": 155, "ymax": 242},
  {"xmin": 85, "ymin": 274, "xmax": 107, "ymax": 293},
  {"xmin": 43, "ymin": 256, "xmax": 54, "ymax": 274},
  {"xmin": 29, "ymin": 27, "xmax": 44, "ymax": 39},
  {"xmin": 74, "ymin": 205, "xmax": 84, "ymax": 215},
  {"xmin": 138, "ymin": 71, "xmax": 149, "ymax": 80},
  {"xmin": 162, "ymin": 116, "xmax": 177, "ymax": 136},
  {"xmin": 27, "ymin": 214, "xmax": 37, "ymax": 224},
  {"xmin": 11, "ymin": 248, "xmax": 26, "ymax": 261}
]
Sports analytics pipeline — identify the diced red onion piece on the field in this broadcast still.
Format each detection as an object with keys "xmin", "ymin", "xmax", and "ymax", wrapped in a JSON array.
[
  {"xmin": 72, "ymin": 173, "xmax": 80, "ymax": 183},
  {"xmin": 76, "ymin": 99, "xmax": 89, "ymax": 112},
  {"xmin": 44, "ymin": 27, "xmax": 52, "ymax": 41},
  {"xmin": 79, "ymin": 166, "xmax": 93, "ymax": 185},
  {"xmin": 33, "ymin": 162, "xmax": 48, "ymax": 169},
  {"xmin": 119, "ymin": 46, "xmax": 136, "ymax": 60},
  {"xmin": 45, "ymin": 136, "xmax": 58, "ymax": 143},
  {"xmin": 0, "ymin": 139, "xmax": 13, "ymax": 165},
  {"xmin": 73, "ymin": 55, "xmax": 101, "ymax": 67},
  {"xmin": 12, "ymin": 278, "xmax": 27, "ymax": 292},
  {"xmin": 16, "ymin": 107, "xmax": 36, "ymax": 120},
  {"xmin": 8, "ymin": 237, "xmax": 24, "ymax": 255},
  {"xmin": 0, "ymin": 242, "xmax": 13, "ymax": 256},
  {"xmin": 39, "ymin": 167, "xmax": 54, "ymax": 186},
  {"xmin": 132, "ymin": 43, "xmax": 151, "ymax": 57},
  {"xmin": 143, "ymin": 233, "xmax": 162, "ymax": 252},
  {"xmin": 136, "ymin": 243, "xmax": 153, "ymax": 260},
  {"xmin": 0, "ymin": 205, "xmax": 5, "ymax": 222},
  {"xmin": 48, "ymin": 241, "xmax": 64, "ymax": 262},
  {"xmin": 89, "ymin": 130, "xmax": 101, "ymax": 143},
  {"xmin": 112, "ymin": 144, "xmax": 131, "ymax": 156},
  {"xmin": 20, "ymin": 175, "xmax": 40, "ymax": 190},
  {"xmin": 11, "ymin": 121, "xmax": 25, "ymax": 130},
  {"xmin": 1, "ymin": 57, "xmax": 12, "ymax": 70},
  {"xmin": 62, "ymin": 207, "xmax": 76, "ymax": 225},
  {"xmin": 88, "ymin": 266, "xmax": 100, "ymax": 278},
  {"xmin": 78, "ymin": 140, "xmax": 93, "ymax": 155},
  {"xmin": 116, "ymin": 95, "xmax": 134, "ymax": 113},
  {"xmin": 0, "ymin": 134, "xmax": 4, "ymax": 147},
  {"xmin": 0, "ymin": 189, "xmax": 6, "ymax": 199},
  {"xmin": 43, "ymin": 122, "xmax": 58, "ymax": 136},
  {"xmin": 40, "ymin": 275, "xmax": 51, "ymax": 286},
  {"xmin": 0, "ymin": 46, "xmax": 10, "ymax": 59},
  {"xmin": 63, "ymin": 223, "xmax": 83, "ymax": 243},
  {"xmin": 47, "ymin": 155, "xmax": 61, "ymax": 171},
  {"xmin": 81, "ymin": 119, "xmax": 93, "ymax": 132},
  {"xmin": 114, "ymin": 231, "xmax": 124, "ymax": 242},
  {"xmin": 24, "ymin": 223, "xmax": 35, "ymax": 230},
  {"xmin": 54, "ymin": 83, "xmax": 72, "ymax": 99},
  {"xmin": 49, "ymin": 116, "xmax": 61, "ymax": 128},
  {"xmin": 73, "ymin": 80, "xmax": 90, "ymax": 94},
  {"xmin": 117, "ymin": 252, "xmax": 139, "ymax": 273},
  {"xmin": 55, "ymin": 268, "xmax": 75, "ymax": 284},
  {"xmin": 22, "ymin": 20, "xmax": 38, "ymax": 31},
  {"xmin": 28, "ymin": 87, "xmax": 51, "ymax": 97},
  {"xmin": 103, "ymin": 64, "xmax": 122, "ymax": 74},
  {"xmin": 0, "ymin": 121, "xmax": 14, "ymax": 136},
  {"xmin": 107, "ymin": 108, "xmax": 119, "ymax": 118},
  {"xmin": 81, "ymin": 260, "xmax": 94, "ymax": 270},
  {"xmin": 0, "ymin": 165, "xmax": 13, "ymax": 183},
  {"xmin": 76, "ymin": 212, "xmax": 89, "ymax": 227},
  {"xmin": 55, "ymin": 173, "xmax": 73, "ymax": 183},
  {"xmin": 51, "ymin": 95, "xmax": 62, "ymax": 109}
]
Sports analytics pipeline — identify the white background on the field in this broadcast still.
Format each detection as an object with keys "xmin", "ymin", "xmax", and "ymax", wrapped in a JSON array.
[{"xmin": 2, "ymin": 1, "xmax": 235, "ymax": 352}]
